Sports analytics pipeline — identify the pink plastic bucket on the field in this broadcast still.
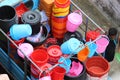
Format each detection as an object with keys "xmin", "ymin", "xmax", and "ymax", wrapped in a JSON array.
[
  {"xmin": 96, "ymin": 35, "xmax": 109, "ymax": 53},
  {"xmin": 66, "ymin": 10, "xmax": 82, "ymax": 32},
  {"xmin": 17, "ymin": 43, "xmax": 34, "ymax": 58}
]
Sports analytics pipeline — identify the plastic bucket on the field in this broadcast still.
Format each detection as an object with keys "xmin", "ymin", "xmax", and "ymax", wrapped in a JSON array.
[
  {"xmin": 30, "ymin": 49, "xmax": 49, "ymax": 66},
  {"xmin": 86, "ymin": 42, "xmax": 97, "ymax": 57},
  {"xmin": 61, "ymin": 38, "xmax": 84, "ymax": 54},
  {"xmin": 86, "ymin": 28, "xmax": 100, "ymax": 42},
  {"xmin": 10, "ymin": 24, "xmax": 32, "ymax": 40},
  {"xmin": 58, "ymin": 57, "xmax": 71, "ymax": 73},
  {"xmin": 77, "ymin": 46, "xmax": 89, "ymax": 62},
  {"xmin": 22, "ymin": 11, "xmax": 41, "ymax": 35},
  {"xmin": 63, "ymin": 31, "xmax": 83, "ymax": 42},
  {"xmin": 85, "ymin": 56, "xmax": 110, "ymax": 77},
  {"xmin": 67, "ymin": 61, "xmax": 83, "ymax": 76},
  {"xmin": 66, "ymin": 10, "xmax": 82, "ymax": 32},
  {"xmin": 26, "ymin": 25, "xmax": 49, "ymax": 47},
  {"xmin": 54, "ymin": 0, "xmax": 70, "ymax": 8},
  {"xmin": 47, "ymin": 45, "xmax": 62, "ymax": 64},
  {"xmin": 17, "ymin": 43, "xmax": 34, "ymax": 59},
  {"xmin": 31, "ymin": 63, "xmax": 52, "ymax": 79},
  {"xmin": 0, "ymin": 5, "xmax": 18, "ymax": 33},
  {"xmin": 53, "ymin": 10, "xmax": 69, "ymax": 17},
  {"xmin": 96, "ymin": 35, "xmax": 109, "ymax": 53},
  {"xmin": 64, "ymin": 58, "xmax": 86, "ymax": 80},
  {"xmin": 51, "ymin": 66, "xmax": 66, "ymax": 80}
]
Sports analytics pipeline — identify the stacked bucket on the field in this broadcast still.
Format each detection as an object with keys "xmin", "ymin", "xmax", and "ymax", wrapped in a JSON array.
[
  {"xmin": 39, "ymin": 0, "xmax": 54, "ymax": 24},
  {"xmin": 51, "ymin": 0, "xmax": 70, "ymax": 39}
]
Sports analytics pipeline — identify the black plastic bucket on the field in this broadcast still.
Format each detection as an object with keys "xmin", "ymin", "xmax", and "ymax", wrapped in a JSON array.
[
  {"xmin": 22, "ymin": 11, "xmax": 41, "ymax": 35},
  {"xmin": 64, "ymin": 58, "xmax": 87, "ymax": 80},
  {"xmin": 0, "ymin": 6, "xmax": 18, "ymax": 33},
  {"xmin": 25, "ymin": 25, "xmax": 48, "ymax": 47},
  {"xmin": 63, "ymin": 31, "xmax": 84, "ymax": 43}
]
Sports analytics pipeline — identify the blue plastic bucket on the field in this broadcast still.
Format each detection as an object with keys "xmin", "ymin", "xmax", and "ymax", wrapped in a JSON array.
[
  {"xmin": 61, "ymin": 38, "xmax": 84, "ymax": 54},
  {"xmin": 86, "ymin": 42, "xmax": 97, "ymax": 57},
  {"xmin": 10, "ymin": 24, "xmax": 32, "ymax": 40}
]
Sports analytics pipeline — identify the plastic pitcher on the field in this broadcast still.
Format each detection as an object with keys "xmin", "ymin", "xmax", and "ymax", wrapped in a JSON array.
[
  {"xmin": 67, "ymin": 61, "xmax": 83, "ymax": 76},
  {"xmin": 17, "ymin": 43, "xmax": 34, "ymax": 59},
  {"xmin": 61, "ymin": 38, "xmax": 84, "ymax": 54},
  {"xmin": 96, "ymin": 35, "xmax": 109, "ymax": 53},
  {"xmin": 30, "ymin": 49, "xmax": 49, "ymax": 66},
  {"xmin": 66, "ymin": 10, "xmax": 82, "ymax": 32},
  {"xmin": 86, "ymin": 42, "xmax": 97, "ymax": 57},
  {"xmin": 47, "ymin": 45, "xmax": 62, "ymax": 64},
  {"xmin": 58, "ymin": 57, "xmax": 71, "ymax": 73},
  {"xmin": 10, "ymin": 24, "xmax": 32, "ymax": 40}
]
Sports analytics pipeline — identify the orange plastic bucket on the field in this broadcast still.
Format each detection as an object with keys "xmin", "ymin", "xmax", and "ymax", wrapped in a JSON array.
[
  {"xmin": 86, "ymin": 56, "xmax": 110, "ymax": 77},
  {"xmin": 77, "ymin": 46, "xmax": 89, "ymax": 62},
  {"xmin": 54, "ymin": 0, "xmax": 70, "ymax": 8}
]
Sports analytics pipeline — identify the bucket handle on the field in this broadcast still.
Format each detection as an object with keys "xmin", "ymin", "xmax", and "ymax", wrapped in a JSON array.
[
  {"xmin": 39, "ymin": 71, "xmax": 50, "ymax": 79},
  {"xmin": 73, "ymin": 10, "xmax": 82, "ymax": 16},
  {"xmin": 100, "ymin": 35, "xmax": 110, "ymax": 41}
]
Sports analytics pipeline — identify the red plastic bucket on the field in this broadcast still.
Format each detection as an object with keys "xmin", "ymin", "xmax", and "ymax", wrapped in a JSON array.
[
  {"xmin": 86, "ymin": 28, "xmax": 100, "ymax": 42},
  {"xmin": 51, "ymin": 66, "xmax": 66, "ymax": 80},
  {"xmin": 47, "ymin": 45, "xmax": 62, "ymax": 64},
  {"xmin": 85, "ymin": 56, "xmax": 110, "ymax": 77},
  {"xmin": 30, "ymin": 49, "xmax": 49, "ymax": 66}
]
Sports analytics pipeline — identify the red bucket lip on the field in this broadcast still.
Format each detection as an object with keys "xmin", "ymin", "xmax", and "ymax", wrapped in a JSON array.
[{"xmin": 54, "ymin": 0, "xmax": 70, "ymax": 8}]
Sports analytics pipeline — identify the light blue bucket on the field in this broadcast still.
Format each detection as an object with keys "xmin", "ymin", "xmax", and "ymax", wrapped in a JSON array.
[
  {"xmin": 86, "ymin": 42, "xmax": 97, "ymax": 57},
  {"xmin": 58, "ymin": 57, "xmax": 71, "ymax": 73},
  {"xmin": 61, "ymin": 38, "xmax": 84, "ymax": 54},
  {"xmin": 10, "ymin": 24, "xmax": 32, "ymax": 40}
]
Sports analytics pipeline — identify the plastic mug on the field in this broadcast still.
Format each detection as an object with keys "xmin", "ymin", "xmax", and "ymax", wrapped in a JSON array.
[
  {"xmin": 17, "ymin": 43, "xmax": 34, "ymax": 58},
  {"xmin": 10, "ymin": 24, "xmax": 32, "ymax": 40}
]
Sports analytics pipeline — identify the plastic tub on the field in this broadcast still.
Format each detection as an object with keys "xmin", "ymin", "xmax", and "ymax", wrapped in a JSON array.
[
  {"xmin": 85, "ymin": 56, "xmax": 110, "ymax": 77},
  {"xmin": 54, "ymin": 0, "xmax": 70, "ymax": 8}
]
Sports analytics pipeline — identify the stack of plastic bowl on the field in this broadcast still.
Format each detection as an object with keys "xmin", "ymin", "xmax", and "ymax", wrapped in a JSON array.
[{"xmin": 51, "ymin": 0, "xmax": 70, "ymax": 39}]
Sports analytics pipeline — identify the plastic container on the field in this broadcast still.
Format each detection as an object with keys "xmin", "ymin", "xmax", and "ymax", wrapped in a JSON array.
[
  {"xmin": 0, "ymin": 5, "xmax": 18, "ymax": 33},
  {"xmin": 86, "ymin": 28, "xmax": 100, "ymax": 42},
  {"xmin": 10, "ymin": 24, "xmax": 32, "ymax": 40},
  {"xmin": 51, "ymin": 66, "xmax": 66, "ymax": 80},
  {"xmin": 86, "ymin": 42, "xmax": 97, "ymax": 57},
  {"xmin": 22, "ymin": 11, "xmax": 41, "ymax": 35},
  {"xmin": 47, "ymin": 45, "xmax": 62, "ymax": 64},
  {"xmin": 67, "ymin": 61, "xmax": 83, "ymax": 76},
  {"xmin": 64, "ymin": 58, "xmax": 86, "ymax": 80},
  {"xmin": 61, "ymin": 38, "xmax": 84, "ymax": 54},
  {"xmin": 63, "ymin": 31, "xmax": 83, "ymax": 42},
  {"xmin": 17, "ymin": 43, "xmax": 34, "ymax": 59},
  {"xmin": 58, "ymin": 57, "xmax": 71, "ymax": 73},
  {"xmin": 26, "ymin": 25, "xmax": 49, "ymax": 47},
  {"xmin": 30, "ymin": 49, "xmax": 49, "ymax": 66},
  {"xmin": 85, "ymin": 56, "xmax": 110, "ymax": 77},
  {"xmin": 66, "ymin": 11, "xmax": 82, "ymax": 32},
  {"xmin": 96, "ymin": 35, "xmax": 109, "ymax": 53},
  {"xmin": 77, "ymin": 46, "xmax": 89, "ymax": 62},
  {"xmin": 54, "ymin": 0, "xmax": 70, "ymax": 8}
]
